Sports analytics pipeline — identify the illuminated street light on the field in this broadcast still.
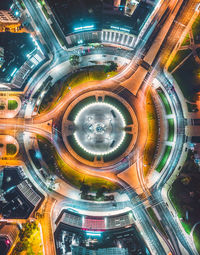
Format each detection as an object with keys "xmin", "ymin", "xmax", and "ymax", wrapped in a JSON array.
[{"xmin": 15, "ymin": 11, "xmax": 19, "ymax": 16}]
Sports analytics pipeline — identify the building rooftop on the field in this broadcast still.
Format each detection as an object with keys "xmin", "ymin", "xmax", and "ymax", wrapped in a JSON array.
[
  {"xmin": 46, "ymin": 0, "xmax": 153, "ymax": 36},
  {"xmin": 1, "ymin": 174, "xmax": 44, "ymax": 219},
  {"xmin": 2, "ymin": 166, "xmax": 25, "ymax": 191},
  {"xmin": 0, "ymin": 223, "xmax": 19, "ymax": 255},
  {"xmin": 0, "ymin": 32, "xmax": 36, "ymax": 83}
]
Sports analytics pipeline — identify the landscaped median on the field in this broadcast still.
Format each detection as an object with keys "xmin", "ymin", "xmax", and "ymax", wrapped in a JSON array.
[
  {"xmin": 0, "ymin": 143, "xmax": 17, "ymax": 157},
  {"xmin": 147, "ymin": 207, "xmax": 167, "ymax": 237},
  {"xmin": 0, "ymin": 135, "xmax": 18, "ymax": 158},
  {"xmin": 157, "ymin": 88, "xmax": 172, "ymax": 115},
  {"xmin": 143, "ymin": 91, "xmax": 159, "ymax": 176},
  {"xmin": 8, "ymin": 99, "xmax": 18, "ymax": 110},
  {"xmin": 156, "ymin": 146, "xmax": 172, "ymax": 173},
  {"xmin": 37, "ymin": 0, "xmax": 50, "ymax": 19},
  {"xmin": 0, "ymin": 98, "xmax": 19, "ymax": 111},
  {"xmin": 0, "ymin": 97, "xmax": 21, "ymax": 118},
  {"xmin": 36, "ymin": 135, "xmax": 119, "ymax": 192},
  {"xmin": 153, "ymin": 87, "xmax": 174, "ymax": 173},
  {"xmin": 167, "ymin": 119, "xmax": 174, "ymax": 142},
  {"xmin": 6, "ymin": 144, "xmax": 17, "ymax": 156}
]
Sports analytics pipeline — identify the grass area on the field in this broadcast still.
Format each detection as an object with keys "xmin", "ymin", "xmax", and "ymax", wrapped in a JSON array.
[
  {"xmin": 147, "ymin": 207, "xmax": 167, "ymax": 236},
  {"xmin": 193, "ymin": 225, "xmax": 200, "ymax": 254},
  {"xmin": 68, "ymin": 135, "xmax": 94, "ymax": 162},
  {"xmin": 169, "ymin": 189, "xmax": 193, "ymax": 234},
  {"xmin": 143, "ymin": 91, "xmax": 159, "ymax": 176},
  {"xmin": 37, "ymin": 0, "xmax": 45, "ymax": 5},
  {"xmin": 39, "ymin": 67, "xmax": 117, "ymax": 114},
  {"xmin": 41, "ymin": 5, "xmax": 49, "ymax": 19},
  {"xmin": 6, "ymin": 144, "xmax": 17, "ymax": 156},
  {"xmin": 104, "ymin": 96, "xmax": 133, "ymax": 125},
  {"xmin": 168, "ymin": 119, "xmax": 174, "ymax": 142},
  {"xmin": 68, "ymin": 96, "xmax": 96, "ymax": 121},
  {"xmin": 172, "ymin": 55, "xmax": 200, "ymax": 102},
  {"xmin": 18, "ymin": 0, "xmax": 26, "ymax": 10},
  {"xmin": 37, "ymin": 135, "xmax": 119, "ymax": 192},
  {"xmin": 103, "ymin": 134, "xmax": 132, "ymax": 162},
  {"xmin": 8, "ymin": 100, "xmax": 18, "ymax": 110},
  {"xmin": 169, "ymin": 189, "xmax": 183, "ymax": 218},
  {"xmin": 168, "ymin": 150, "xmax": 200, "ymax": 235},
  {"xmin": 12, "ymin": 222, "xmax": 43, "ymax": 255},
  {"xmin": 156, "ymin": 146, "xmax": 172, "ymax": 173},
  {"xmin": 181, "ymin": 221, "xmax": 192, "ymax": 235},
  {"xmin": 181, "ymin": 33, "xmax": 190, "ymax": 46},
  {"xmin": 192, "ymin": 15, "xmax": 200, "ymax": 44},
  {"xmin": 157, "ymin": 89, "xmax": 172, "ymax": 115},
  {"xmin": 168, "ymin": 49, "xmax": 191, "ymax": 73}
]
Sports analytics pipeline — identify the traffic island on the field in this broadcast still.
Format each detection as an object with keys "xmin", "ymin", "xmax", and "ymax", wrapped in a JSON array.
[
  {"xmin": 143, "ymin": 91, "xmax": 159, "ymax": 177},
  {"xmin": 62, "ymin": 91, "xmax": 138, "ymax": 167}
]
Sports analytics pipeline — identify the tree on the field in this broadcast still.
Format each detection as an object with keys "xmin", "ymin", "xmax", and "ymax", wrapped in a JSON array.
[
  {"xmin": 96, "ymin": 187, "xmax": 107, "ymax": 199},
  {"xmin": 104, "ymin": 61, "xmax": 118, "ymax": 73},
  {"xmin": 0, "ymin": 100, "xmax": 5, "ymax": 110},
  {"xmin": 69, "ymin": 55, "xmax": 80, "ymax": 66},
  {"xmin": 15, "ymin": 241, "xmax": 27, "ymax": 252},
  {"xmin": 80, "ymin": 183, "xmax": 90, "ymax": 196}
]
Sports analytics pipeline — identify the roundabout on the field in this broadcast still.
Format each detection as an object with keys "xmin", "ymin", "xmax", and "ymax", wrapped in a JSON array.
[
  {"xmin": 0, "ymin": 0, "xmax": 197, "ymax": 254},
  {"xmin": 62, "ymin": 90, "xmax": 139, "ymax": 167}
]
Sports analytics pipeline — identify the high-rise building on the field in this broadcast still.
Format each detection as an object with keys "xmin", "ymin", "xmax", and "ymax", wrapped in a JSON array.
[
  {"xmin": 0, "ymin": 10, "xmax": 21, "ymax": 32},
  {"xmin": 0, "ymin": 10, "xmax": 19, "ymax": 24},
  {"xmin": 0, "ymin": 224, "xmax": 19, "ymax": 255}
]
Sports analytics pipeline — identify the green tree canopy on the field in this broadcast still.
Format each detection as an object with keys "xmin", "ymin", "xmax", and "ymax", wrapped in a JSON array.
[
  {"xmin": 69, "ymin": 55, "xmax": 80, "ymax": 66},
  {"xmin": 104, "ymin": 61, "xmax": 118, "ymax": 73}
]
